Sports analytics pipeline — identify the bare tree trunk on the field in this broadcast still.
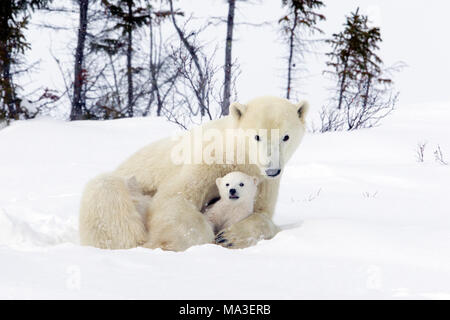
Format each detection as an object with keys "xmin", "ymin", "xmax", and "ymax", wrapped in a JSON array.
[
  {"xmin": 108, "ymin": 54, "xmax": 121, "ymax": 110},
  {"xmin": 362, "ymin": 75, "xmax": 372, "ymax": 110},
  {"xmin": 222, "ymin": 0, "xmax": 236, "ymax": 116},
  {"xmin": 0, "ymin": 49, "xmax": 16, "ymax": 119},
  {"xmin": 126, "ymin": 1, "xmax": 134, "ymax": 117},
  {"xmin": 0, "ymin": 0, "xmax": 17, "ymax": 119},
  {"xmin": 71, "ymin": 0, "xmax": 89, "ymax": 120},
  {"xmin": 337, "ymin": 61, "xmax": 348, "ymax": 110},
  {"xmin": 169, "ymin": 0, "xmax": 206, "ymax": 117},
  {"xmin": 149, "ymin": 16, "xmax": 163, "ymax": 116},
  {"xmin": 286, "ymin": 10, "xmax": 298, "ymax": 100}
]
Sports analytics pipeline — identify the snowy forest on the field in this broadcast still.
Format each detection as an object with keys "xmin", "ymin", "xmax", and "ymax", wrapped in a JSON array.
[{"xmin": 1, "ymin": 0, "xmax": 400, "ymax": 130}]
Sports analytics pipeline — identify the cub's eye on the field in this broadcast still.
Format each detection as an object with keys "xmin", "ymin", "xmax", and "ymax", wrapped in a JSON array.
[
  {"xmin": 255, "ymin": 135, "xmax": 260, "ymax": 141},
  {"xmin": 283, "ymin": 135, "xmax": 290, "ymax": 142},
  {"xmin": 239, "ymin": 183, "xmax": 244, "ymax": 187},
  {"xmin": 226, "ymin": 183, "xmax": 229, "ymax": 187}
]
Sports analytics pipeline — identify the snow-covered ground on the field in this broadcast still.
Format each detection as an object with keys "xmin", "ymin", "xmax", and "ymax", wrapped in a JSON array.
[{"xmin": 0, "ymin": 102, "xmax": 449, "ymax": 299}]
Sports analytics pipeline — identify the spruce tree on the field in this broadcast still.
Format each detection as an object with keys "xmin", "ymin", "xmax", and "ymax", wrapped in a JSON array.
[
  {"xmin": 323, "ymin": 8, "xmax": 396, "ymax": 131},
  {"xmin": 0, "ymin": 0, "xmax": 51, "ymax": 121},
  {"xmin": 100, "ymin": 0, "xmax": 150, "ymax": 118},
  {"xmin": 279, "ymin": 0, "xmax": 325, "ymax": 99},
  {"xmin": 326, "ymin": 8, "xmax": 384, "ymax": 111}
]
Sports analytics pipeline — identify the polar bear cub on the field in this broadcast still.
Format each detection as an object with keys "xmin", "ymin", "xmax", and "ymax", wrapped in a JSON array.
[{"xmin": 205, "ymin": 172, "xmax": 259, "ymax": 234}]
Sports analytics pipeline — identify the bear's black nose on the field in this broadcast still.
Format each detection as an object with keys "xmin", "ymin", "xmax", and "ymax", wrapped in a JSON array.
[
  {"xmin": 265, "ymin": 169, "xmax": 281, "ymax": 177},
  {"xmin": 229, "ymin": 188, "xmax": 236, "ymax": 195}
]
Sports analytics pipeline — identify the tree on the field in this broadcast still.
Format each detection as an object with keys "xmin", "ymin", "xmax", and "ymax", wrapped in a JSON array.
[
  {"xmin": 326, "ymin": 8, "xmax": 382, "ymax": 111},
  {"xmin": 145, "ymin": 3, "xmax": 179, "ymax": 117},
  {"xmin": 279, "ymin": 0, "xmax": 325, "ymax": 100},
  {"xmin": 45, "ymin": 1, "xmax": 129, "ymax": 120},
  {"xmin": 320, "ymin": 8, "xmax": 399, "ymax": 131},
  {"xmin": 100, "ymin": 0, "xmax": 150, "ymax": 117},
  {"xmin": 71, "ymin": 0, "xmax": 90, "ymax": 120},
  {"xmin": 148, "ymin": 7, "xmax": 162, "ymax": 116},
  {"xmin": 168, "ymin": 0, "xmax": 209, "ymax": 118},
  {"xmin": 57, "ymin": 0, "xmax": 178, "ymax": 120},
  {"xmin": 221, "ymin": 0, "xmax": 236, "ymax": 116},
  {"xmin": 0, "ymin": 0, "xmax": 51, "ymax": 121}
]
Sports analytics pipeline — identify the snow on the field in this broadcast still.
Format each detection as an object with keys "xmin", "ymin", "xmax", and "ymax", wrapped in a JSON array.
[{"xmin": 1, "ymin": 102, "xmax": 450, "ymax": 299}]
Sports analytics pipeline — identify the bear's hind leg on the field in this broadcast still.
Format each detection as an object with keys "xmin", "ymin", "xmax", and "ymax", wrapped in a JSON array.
[{"xmin": 79, "ymin": 173, "xmax": 147, "ymax": 249}]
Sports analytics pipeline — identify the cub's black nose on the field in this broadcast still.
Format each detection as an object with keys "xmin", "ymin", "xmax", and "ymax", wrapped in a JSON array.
[{"xmin": 229, "ymin": 188, "xmax": 237, "ymax": 195}]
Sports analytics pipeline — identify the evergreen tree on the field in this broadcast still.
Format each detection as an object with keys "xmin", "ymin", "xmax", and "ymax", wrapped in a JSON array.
[
  {"xmin": 279, "ymin": 0, "xmax": 325, "ymax": 100},
  {"xmin": 322, "ymin": 8, "xmax": 397, "ymax": 131},
  {"xmin": 0, "ymin": 0, "xmax": 51, "ymax": 121},
  {"xmin": 326, "ymin": 8, "xmax": 385, "ymax": 111},
  {"xmin": 100, "ymin": 0, "xmax": 150, "ymax": 117}
]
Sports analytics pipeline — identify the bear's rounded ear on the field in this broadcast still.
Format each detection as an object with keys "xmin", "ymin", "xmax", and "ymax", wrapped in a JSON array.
[
  {"xmin": 216, "ymin": 177, "xmax": 222, "ymax": 187},
  {"xmin": 297, "ymin": 100, "xmax": 310, "ymax": 123},
  {"xmin": 230, "ymin": 102, "xmax": 247, "ymax": 120},
  {"xmin": 253, "ymin": 176, "xmax": 261, "ymax": 186}
]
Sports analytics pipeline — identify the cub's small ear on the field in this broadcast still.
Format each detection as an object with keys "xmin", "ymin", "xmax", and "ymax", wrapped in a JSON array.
[
  {"xmin": 253, "ymin": 176, "xmax": 261, "ymax": 186},
  {"xmin": 215, "ymin": 177, "xmax": 222, "ymax": 187},
  {"xmin": 230, "ymin": 102, "xmax": 247, "ymax": 120},
  {"xmin": 297, "ymin": 100, "xmax": 310, "ymax": 123}
]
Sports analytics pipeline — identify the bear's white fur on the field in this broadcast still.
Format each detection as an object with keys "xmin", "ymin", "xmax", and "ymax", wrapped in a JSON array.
[
  {"xmin": 126, "ymin": 176, "xmax": 152, "ymax": 220},
  {"xmin": 79, "ymin": 96, "xmax": 309, "ymax": 251},
  {"xmin": 79, "ymin": 174, "xmax": 148, "ymax": 249},
  {"xmin": 205, "ymin": 172, "xmax": 259, "ymax": 234}
]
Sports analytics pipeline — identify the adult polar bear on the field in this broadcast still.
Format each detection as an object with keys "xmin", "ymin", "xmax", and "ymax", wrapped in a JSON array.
[{"xmin": 79, "ymin": 96, "xmax": 309, "ymax": 251}]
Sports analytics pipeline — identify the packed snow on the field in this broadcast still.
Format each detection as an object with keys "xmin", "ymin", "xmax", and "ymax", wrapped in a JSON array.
[{"xmin": 0, "ymin": 102, "xmax": 449, "ymax": 299}]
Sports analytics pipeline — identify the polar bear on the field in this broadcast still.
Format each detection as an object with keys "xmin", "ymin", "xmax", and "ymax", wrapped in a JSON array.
[
  {"xmin": 126, "ymin": 176, "xmax": 152, "ymax": 220},
  {"xmin": 205, "ymin": 172, "xmax": 259, "ymax": 235},
  {"xmin": 79, "ymin": 175, "xmax": 152, "ymax": 249},
  {"xmin": 79, "ymin": 96, "xmax": 309, "ymax": 251}
]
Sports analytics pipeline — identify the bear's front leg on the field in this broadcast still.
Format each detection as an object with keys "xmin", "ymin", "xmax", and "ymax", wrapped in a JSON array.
[
  {"xmin": 144, "ymin": 194, "xmax": 215, "ymax": 252},
  {"xmin": 215, "ymin": 213, "xmax": 280, "ymax": 249}
]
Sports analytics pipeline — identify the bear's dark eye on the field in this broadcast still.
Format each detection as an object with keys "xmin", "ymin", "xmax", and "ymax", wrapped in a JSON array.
[
  {"xmin": 255, "ymin": 135, "xmax": 260, "ymax": 141},
  {"xmin": 239, "ymin": 183, "xmax": 244, "ymax": 187},
  {"xmin": 283, "ymin": 135, "xmax": 290, "ymax": 142},
  {"xmin": 226, "ymin": 183, "xmax": 229, "ymax": 187}
]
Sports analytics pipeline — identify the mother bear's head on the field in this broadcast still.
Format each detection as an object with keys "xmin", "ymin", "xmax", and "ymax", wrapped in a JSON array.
[{"xmin": 229, "ymin": 96, "xmax": 309, "ymax": 179}]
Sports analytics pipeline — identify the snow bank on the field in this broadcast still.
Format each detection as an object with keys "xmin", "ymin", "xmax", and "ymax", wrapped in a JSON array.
[{"xmin": 0, "ymin": 104, "xmax": 449, "ymax": 299}]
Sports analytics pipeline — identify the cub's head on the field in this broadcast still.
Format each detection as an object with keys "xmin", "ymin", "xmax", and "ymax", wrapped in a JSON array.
[
  {"xmin": 230, "ymin": 96, "xmax": 309, "ymax": 179},
  {"xmin": 216, "ymin": 171, "xmax": 259, "ymax": 204}
]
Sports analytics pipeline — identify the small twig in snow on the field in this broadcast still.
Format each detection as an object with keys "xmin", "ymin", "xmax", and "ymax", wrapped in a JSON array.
[
  {"xmin": 416, "ymin": 142, "xmax": 427, "ymax": 163},
  {"xmin": 303, "ymin": 188, "xmax": 322, "ymax": 202},
  {"xmin": 362, "ymin": 191, "xmax": 378, "ymax": 199},
  {"xmin": 434, "ymin": 145, "xmax": 448, "ymax": 165}
]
